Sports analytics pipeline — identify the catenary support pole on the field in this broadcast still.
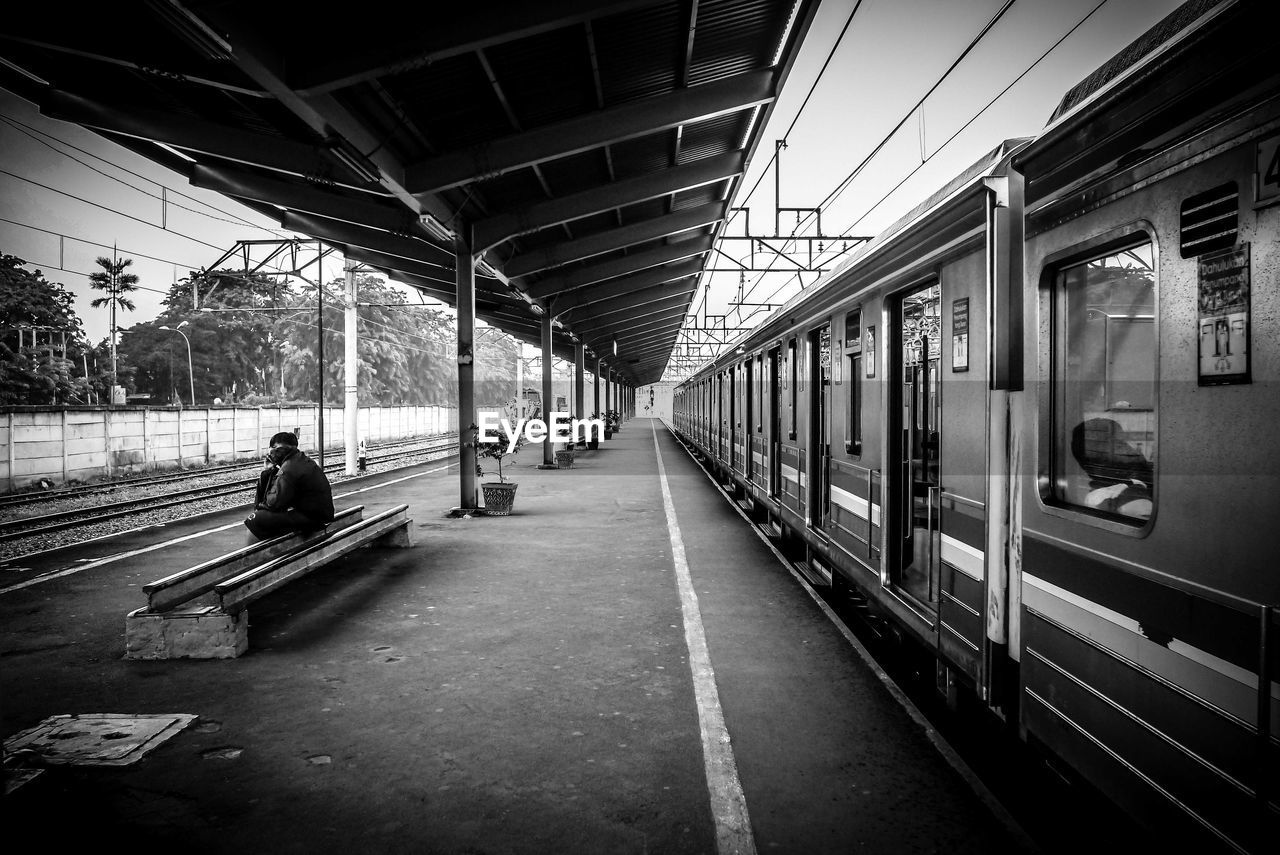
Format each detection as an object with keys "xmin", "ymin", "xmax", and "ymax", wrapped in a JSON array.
[
  {"xmin": 574, "ymin": 342, "xmax": 585, "ymax": 422},
  {"xmin": 316, "ymin": 241, "xmax": 325, "ymax": 469},
  {"xmin": 541, "ymin": 310, "xmax": 554, "ymax": 466},
  {"xmin": 343, "ymin": 259, "xmax": 359, "ymax": 475},
  {"xmin": 594, "ymin": 359, "xmax": 602, "ymax": 417},
  {"xmin": 456, "ymin": 232, "xmax": 478, "ymax": 510}
]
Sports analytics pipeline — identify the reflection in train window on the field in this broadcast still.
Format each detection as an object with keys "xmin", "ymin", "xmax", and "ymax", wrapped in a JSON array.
[
  {"xmin": 845, "ymin": 311, "xmax": 862, "ymax": 455},
  {"xmin": 1052, "ymin": 240, "xmax": 1156, "ymax": 522}
]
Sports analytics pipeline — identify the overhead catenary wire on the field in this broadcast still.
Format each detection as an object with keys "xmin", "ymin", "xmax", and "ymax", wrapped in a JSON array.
[
  {"xmin": 729, "ymin": 0, "xmax": 1025, "ymax": 317},
  {"xmin": 0, "ymin": 112, "xmax": 293, "ymax": 235}
]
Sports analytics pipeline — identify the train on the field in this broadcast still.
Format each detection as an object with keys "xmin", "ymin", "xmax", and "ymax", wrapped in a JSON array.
[{"xmin": 671, "ymin": 0, "xmax": 1276, "ymax": 850}]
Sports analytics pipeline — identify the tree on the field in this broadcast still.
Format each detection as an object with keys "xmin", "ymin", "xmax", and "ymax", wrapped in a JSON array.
[
  {"xmin": 88, "ymin": 251, "xmax": 139, "ymax": 395},
  {"xmin": 118, "ymin": 269, "xmax": 290, "ymax": 404},
  {"xmin": 0, "ymin": 253, "xmax": 93, "ymax": 404}
]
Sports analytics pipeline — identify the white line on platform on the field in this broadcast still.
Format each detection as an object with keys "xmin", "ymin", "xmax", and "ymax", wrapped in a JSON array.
[
  {"xmin": 661, "ymin": 424, "xmax": 1038, "ymax": 853},
  {"xmin": 651, "ymin": 421, "xmax": 756, "ymax": 855},
  {"xmin": 0, "ymin": 465, "xmax": 448, "ymax": 596}
]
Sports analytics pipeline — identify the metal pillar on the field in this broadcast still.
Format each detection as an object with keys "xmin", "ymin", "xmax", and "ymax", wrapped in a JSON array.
[
  {"xmin": 594, "ymin": 359, "xmax": 602, "ymax": 417},
  {"xmin": 541, "ymin": 311, "xmax": 554, "ymax": 466},
  {"xmin": 456, "ymin": 233, "xmax": 478, "ymax": 510},
  {"xmin": 343, "ymin": 260, "xmax": 359, "ymax": 475},
  {"xmin": 316, "ymin": 241, "xmax": 325, "ymax": 468},
  {"xmin": 574, "ymin": 343, "xmax": 585, "ymax": 421}
]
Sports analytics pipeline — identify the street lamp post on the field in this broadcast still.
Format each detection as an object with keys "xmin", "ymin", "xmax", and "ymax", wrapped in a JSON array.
[{"xmin": 159, "ymin": 321, "xmax": 194, "ymax": 406}]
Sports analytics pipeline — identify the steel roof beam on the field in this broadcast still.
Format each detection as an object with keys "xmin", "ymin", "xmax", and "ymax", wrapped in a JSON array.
[
  {"xmin": 505, "ymin": 202, "xmax": 723, "ymax": 279},
  {"xmin": 277, "ymin": 212, "xmax": 453, "ymax": 272},
  {"xmin": 339, "ymin": 245, "xmax": 464, "ymax": 289},
  {"xmin": 363, "ymin": 270, "xmax": 459, "ymax": 305},
  {"xmin": 525, "ymin": 237, "xmax": 712, "ymax": 300},
  {"xmin": 193, "ymin": 7, "xmax": 459, "ymax": 243},
  {"xmin": 600, "ymin": 327, "xmax": 685, "ymax": 352},
  {"xmin": 405, "ymin": 70, "xmax": 774, "ymax": 194},
  {"xmin": 575, "ymin": 308, "xmax": 689, "ymax": 343},
  {"xmin": 559, "ymin": 281, "xmax": 696, "ymax": 321},
  {"xmin": 191, "ymin": 164, "xmax": 426, "ymax": 238},
  {"xmin": 549, "ymin": 259, "xmax": 702, "ymax": 314},
  {"xmin": 294, "ymin": 0, "xmax": 667, "ymax": 94},
  {"xmin": 472, "ymin": 152, "xmax": 742, "ymax": 252},
  {"xmin": 39, "ymin": 90, "xmax": 341, "ymax": 181}
]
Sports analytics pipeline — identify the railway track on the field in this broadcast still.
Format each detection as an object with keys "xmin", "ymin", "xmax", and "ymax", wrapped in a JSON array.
[
  {"xmin": 0, "ymin": 433, "xmax": 457, "ymax": 513},
  {"xmin": 0, "ymin": 435, "xmax": 458, "ymax": 552}
]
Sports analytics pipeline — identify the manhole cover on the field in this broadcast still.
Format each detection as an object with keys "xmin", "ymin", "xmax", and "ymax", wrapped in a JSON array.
[{"xmin": 4, "ymin": 714, "xmax": 196, "ymax": 766}]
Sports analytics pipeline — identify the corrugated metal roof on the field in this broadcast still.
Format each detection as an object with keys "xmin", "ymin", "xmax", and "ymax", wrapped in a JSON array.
[{"xmin": 0, "ymin": 0, "xmax": 820, "ymax": 385}]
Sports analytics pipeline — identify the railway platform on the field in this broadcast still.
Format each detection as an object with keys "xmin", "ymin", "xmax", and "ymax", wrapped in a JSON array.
[{"xmin": 0, "ymin": 419, "xmax": 1030, "ymax": 854}]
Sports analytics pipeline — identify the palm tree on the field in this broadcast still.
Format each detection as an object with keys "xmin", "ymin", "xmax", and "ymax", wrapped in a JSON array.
[{"xmin": 88, "ymin": 249, "xmax": 139, "ymax": 399}]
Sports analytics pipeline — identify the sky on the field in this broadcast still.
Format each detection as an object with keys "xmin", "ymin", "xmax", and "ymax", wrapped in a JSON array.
[{"xmin": 0, "ymin": 0, "xmax": 1185, "ymax": 368}]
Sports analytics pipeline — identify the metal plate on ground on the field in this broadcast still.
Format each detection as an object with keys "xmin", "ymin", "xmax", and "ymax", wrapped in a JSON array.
[{"xmin": 3, "ymin": 713, "xmax": 197, "ymax": 766}]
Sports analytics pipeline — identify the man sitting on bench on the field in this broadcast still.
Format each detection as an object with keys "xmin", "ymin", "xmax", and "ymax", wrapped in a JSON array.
[{"xmin": 244, "ymin": 432, "xmax": 335, "ymax": 544}]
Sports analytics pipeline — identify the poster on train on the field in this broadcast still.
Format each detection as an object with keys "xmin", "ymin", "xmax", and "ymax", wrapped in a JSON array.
[
  {"xmin": 952, "ymin": 298, "xmax": 970, "ymax": 373},
  {"xmin": 1197, "ymin": 244, "xmax": 1250, "ymax": 386}
]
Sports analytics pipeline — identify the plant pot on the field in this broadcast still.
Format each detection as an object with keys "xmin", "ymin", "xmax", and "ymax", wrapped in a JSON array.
[
  {"xmin": 554, "ymin": 450, "xmax": 575, "ymax": 469},
  {"xmin": 587, "ymin": 439, "xmax": 599, "ymax": 450},
  {"xmin": 481, "ymin": 482, "xmax": 518, "ymax": 515}
]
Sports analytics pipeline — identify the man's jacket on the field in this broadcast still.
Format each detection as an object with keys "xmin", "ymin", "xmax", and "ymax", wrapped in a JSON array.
[{"xmin": 254, "ymin": 448, "xmax": 335, "ymax": 523}]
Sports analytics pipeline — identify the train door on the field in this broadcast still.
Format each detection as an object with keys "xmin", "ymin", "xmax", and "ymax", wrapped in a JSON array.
[
  {"xmin": 768, "ymin": 347, "xmax": 781, "ymax": 497},
  {"xmin": 717, "ymin": 372, "xmax": 726, "ymax": 462},
  {"xmin": 732, "ymin": 368, "xmax": 742, "ymax": 473},
  {"xmin": 808, "ymin": 324, "xmax": 832, "ymax": 530},
  {"xmin": 743, "ymin": 361, "xmax": 751, "ymax": 476},
  {"xmin": 890, "ymin": 282, "xmax": 942, "ymax": 609}
]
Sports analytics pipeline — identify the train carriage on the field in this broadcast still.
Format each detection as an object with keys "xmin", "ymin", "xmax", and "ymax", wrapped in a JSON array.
[{"xmin": 672, "ymin": 0, "xmax": 1277, "ymax": 850}]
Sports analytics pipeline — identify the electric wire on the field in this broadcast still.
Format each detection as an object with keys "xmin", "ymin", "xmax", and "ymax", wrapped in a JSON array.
[
  {"xmin": 730, "ymin": 0, "xmax": 1027, "ymax": 316},
  {"xmin": 0, "ymin": 112, "xmax": 291, "ymax": 235}
]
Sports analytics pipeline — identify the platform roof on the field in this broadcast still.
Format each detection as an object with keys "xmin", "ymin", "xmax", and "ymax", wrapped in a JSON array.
[{"xmin": 0, "ymin": 1, "xmax": 819, "ymax": 385}]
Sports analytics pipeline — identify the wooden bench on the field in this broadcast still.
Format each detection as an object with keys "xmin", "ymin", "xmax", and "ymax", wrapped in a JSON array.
[{"xmin": 125, "ymin": 504, "xmax": 413, "ymax": 659}]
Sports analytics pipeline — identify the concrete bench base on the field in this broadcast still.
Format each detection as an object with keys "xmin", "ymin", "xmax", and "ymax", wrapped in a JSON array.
[
  {"xmin": 125, "ymin": 505, "xmax": 412, "ymax": 660},
  {"xmin": 125, "ymin": 605, "xmax": 248, "ymax": 660}
]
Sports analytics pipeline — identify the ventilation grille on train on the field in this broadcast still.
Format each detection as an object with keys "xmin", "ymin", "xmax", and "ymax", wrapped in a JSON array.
[{"xmin": 1179, "ymin": 182, "xmax": 1238, "ymax": 258}]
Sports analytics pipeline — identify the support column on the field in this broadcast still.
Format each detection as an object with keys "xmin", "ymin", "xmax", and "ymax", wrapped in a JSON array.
[
  {"xmin": 343, "ymin": 260, "xmax": 359, "ymax": 476},
  {"xmin": 605, "ymin": 369, "xmax": 612, "ymax": 418},
  {"xmin": 541, "ymin": 311, "xmax": 554, "ymax": 467},
  {"xmin": 594, "ymin": 359, "xmax": 602, "ymax": 417},
  {"xmin": 456, "ymin": 233, "xmax": 478, "ymax": 511},
  {"xmin": 574, "ymin": 342, "xmax": 585, "ymax": 422}
]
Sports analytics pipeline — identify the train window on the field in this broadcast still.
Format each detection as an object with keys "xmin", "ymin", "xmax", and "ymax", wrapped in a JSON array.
[
  {"xmin": 1051, "ymin": 239, "xmax": 1156, "ymax": 522},
  {"xmin": 1179, "ymin": 182, "xmax": 1237, "ymax": 258},
  {"xmin": 788, "ymin": 337, "xmax": 798, "ymax": 440},
  {"xmin": 845, "ymin": 311, "xmax": 862, "ymax": 455}
]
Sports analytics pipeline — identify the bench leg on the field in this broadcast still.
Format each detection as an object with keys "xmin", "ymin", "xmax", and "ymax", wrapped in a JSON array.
[
  {"xmin": 373, "ymin": 521, "xmax": 413, "ymax": 548},
  {"xmin": 125, "ymin": 606, "xmax": 248, "ymax": 660}
]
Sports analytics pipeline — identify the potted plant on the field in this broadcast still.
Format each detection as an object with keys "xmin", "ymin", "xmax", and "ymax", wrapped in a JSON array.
[
  {"xmin": 606, "ymin": 410, "xmax": 621, "ymax": 437},
  {"xmin": 469, "ymin": 423, "xmax": 526, "ymax": 515}
]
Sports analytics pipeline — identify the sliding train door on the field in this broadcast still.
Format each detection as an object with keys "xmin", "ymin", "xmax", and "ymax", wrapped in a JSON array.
[
  {"xmin": 890, "ymin": 282, "xmax": 942, "ymax": 609},
  {"xmin": 768, "ymin": 347, "xmax": 781, "ymax": 498}
]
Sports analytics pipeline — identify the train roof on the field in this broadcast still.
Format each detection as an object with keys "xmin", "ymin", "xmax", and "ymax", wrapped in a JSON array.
[
  {"xmin": 1045, "ymin": 0, "xmax": 1230, "ymax": 125},
  {"xmin": 1015, "ymin": 0, "xmax": 1268, "ymax": 205}
]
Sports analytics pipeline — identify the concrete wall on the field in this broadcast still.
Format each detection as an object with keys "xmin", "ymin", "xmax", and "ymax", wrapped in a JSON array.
[{"xmin": 1, "ymin": 404, "xmax": 459, "ymax": 492}]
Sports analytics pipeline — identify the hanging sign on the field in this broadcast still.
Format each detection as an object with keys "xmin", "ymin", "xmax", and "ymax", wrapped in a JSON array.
[
  {"xmin": 1197, "ymin": 243, "xmax": 1250, "ymax": 386},
  {"xmin": 952, "ymin": 297, "xmax": 970, "ymax": 373}
]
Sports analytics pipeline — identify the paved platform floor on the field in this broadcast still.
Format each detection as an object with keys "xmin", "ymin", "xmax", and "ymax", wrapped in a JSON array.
[{"xmin": 1, "ymin": 419, "xmax": 1029, "ymax": 854}]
